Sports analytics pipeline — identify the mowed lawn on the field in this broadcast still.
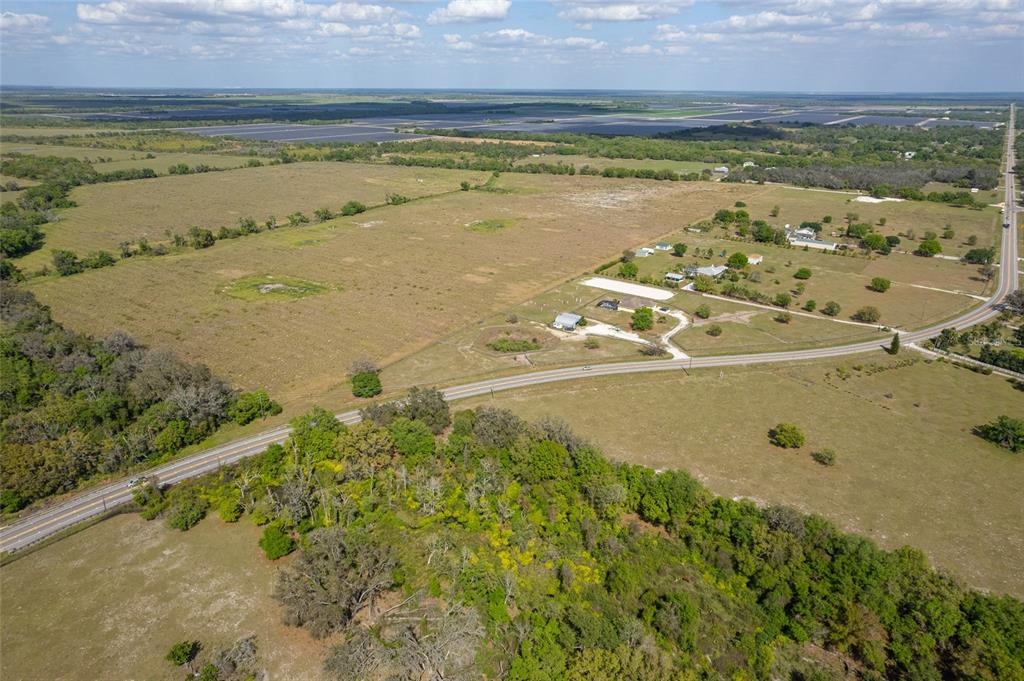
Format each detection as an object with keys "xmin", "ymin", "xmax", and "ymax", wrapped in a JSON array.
[
  {"xmin": 459, "ymin": 357, "xmax": 1024, "ymax": 597},
  {"xmin": 0, "ymin": 514, "xmax": 326, "ymax": 681},
  {"xmin": 27, "ymin": 172, "xmax": 760, "ymax": 408},
  {"xmin": 12, "ymin": 162, "xmax": 486, "ymax": 270}
]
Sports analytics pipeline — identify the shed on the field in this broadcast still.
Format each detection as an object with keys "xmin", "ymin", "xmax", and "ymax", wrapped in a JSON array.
[
  {"xmin": 635, "ymin": 247, "xmax": 655, "ymax": 257},
  {"xmin": 664, "ymin": 272, "xmax": 686, "ymax": 283},
  {"xmin": 553, "ymin": 312, "xmax": 583, "ymax": 331},
  {"xmin": 655, "ymin": 242, "xmax": 672, "ymax": 251},
  {"xmin": 747, "ymin": 254, "xmax": 763, "ymax": 265}
]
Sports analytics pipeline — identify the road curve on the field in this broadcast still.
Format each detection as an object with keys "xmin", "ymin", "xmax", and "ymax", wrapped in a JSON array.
[{"xmin": 1, "ymin": 107, "xmax": 1018, "ymax": 555}]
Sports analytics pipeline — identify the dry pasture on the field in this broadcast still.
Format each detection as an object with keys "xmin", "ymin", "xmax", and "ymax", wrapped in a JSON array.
[{"xmin": 27, "ymin": 172, "xmax": 760, "ymax": 409}]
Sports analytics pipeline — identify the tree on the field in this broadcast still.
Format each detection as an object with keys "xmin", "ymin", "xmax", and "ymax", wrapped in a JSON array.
[
  {"xmin": 799, "ymin": 221, "xmax": 822, "ymax": 234},
  {"xmin": 966, "ymin": 234, "xmax": 978, "ymax": 245},
  {"xmin": 889, "ymin": 333, "xmax": 900, "ymax": 355},
  {"xmin": 260, "ymin": 524, "xmax": 296, "ymax": 559},
  {"xmin": 964, "ymin": 247, "xmax": 996, "ymax": 265},
  {"xmin": 822, "ymin": 301, "xmax": 841, "ymax": 316},
  {"xmin": 793, "ymin": 267, "xmax": 812, "ymax": 280},
  {"xmin": 460, "ymin": 180, "xmax": 471, "ymax": 191},
  {"xmin": 229, "ymin": 390, "xmax": 282, "ymax": 425},
  {"xmin": 942, "ymin": 226, "xmax": 956, "ymax": 239},
  {"xmin": 692, "ymin": 274, "xmax": 715, "ymax": 293},
  {"xmin": 706, "ymin": 324, "xmax": 723, "ymax": 337},
  {"xmin": 727, "ymin": 252, "xmax": 748, "ymax": 269},
  {"xmin": 1005, "ymin": 290, "xmax": 1024, "ymax": 315},
  {"xmin": 803, "ymin": 299, "xmax": 817, "ymax": 312},
  {"xmin": 770, "ymin": 205, "xmax": 780, "ymax": 217},
  {"xmin": 694, "ymin": 304, "xmax": 711, "ymax": 319},
  {"xmin": 932, "ymin": 327, "xmax": 959, "ymax": 350},
  {"xmin": 166, "ymin": 641, "xmax": 199, "ymax": 670},
  {"xmin": 869, "ymin": 277, "xmax": 891, "ymax": 293},
  {"xmin": 774, "ymin": 292, "xmax": 792, "ymax": 308},
  {"xmin": 916, "ymin": 239, "xmax": 942, "ymax": 257},
  {"xmin": 51, "ymin": 250, "xmax": 83, "ymax": 276},
  {"xmin": 852, "ymin": 306, "xmax": 881, "ymax": 323},
  {"xmin": 618, "ymin": 261, "xmax": 638, "ymax": 279},
  {"xmin": 388, "ymin": 417, "xmax": 435, "ymax": 462},
  {"xmin": 351, "ymin": 372, "xmax": 382, "ymax": 398},
  {"xmin": 631, "ymin": 307, "xmax": 654, "ymax": 331},
  {"xmin": 863, "ymin": 233, "xmax": 888, "ymax": 252},
  {"xmin": 769, "ymin": 423, "xmax": 805, "ymax": 448},
  {"xmin": 672, "ymin": 242, "xmax": 687, "ymax": 257},
  {"xmin": 314, "ymin": 207, "xmax": 334, "ymax": 222},
  {"xmin": 188, "ymin": 226, "xmax": 215, "ymax": 249},
  {"xmin": 973, "ymin": 416, "xmax": 1024, "ymax": 453}
]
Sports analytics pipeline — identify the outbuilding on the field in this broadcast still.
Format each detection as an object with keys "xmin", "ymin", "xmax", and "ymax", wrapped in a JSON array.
[
  {"xmin": 553, "ymin": 312, "xmax": 583, "ymax": 331},
  {"xmin": 664, "ymin": 272, "xmax": 686, "ymax": 283},
  {"xmin": 596, "ymin": 299, "xmax": 619, "ymax": 311},
  {"xmin": 713, "ymin": 166, "xmax": 730, "ymax": 173},
  {"xmin": 635, "ymin": 247, "xmax": 655, "ymax": 257},
  {"xmin": 747, "ymin": 254, "xmax": 763, "ymax": 265},
  {"xmin": 654, "ymin": 242, "xmax": 672, "ymax": 251}
]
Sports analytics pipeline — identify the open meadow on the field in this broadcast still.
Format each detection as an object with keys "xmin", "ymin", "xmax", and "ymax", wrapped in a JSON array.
[
  {"xmin": 0, "ymin": 513, "xmax": 325, "ymax": 681},
  {"xmin": 459, "ymin": 356, "xmax": 1024, "ymax": 597},
  {"xmin": 25, "ymin": 171, "xmax": 761, "ymax": 409},
  {"xmin": 10, "ymin": 161, "xmax": 487, "ymax": 270}
]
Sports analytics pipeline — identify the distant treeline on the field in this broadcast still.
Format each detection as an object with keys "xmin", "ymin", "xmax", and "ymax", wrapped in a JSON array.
[{"xmin": 725, "ymin": 164, "xmax": 999, "ymax": 194}]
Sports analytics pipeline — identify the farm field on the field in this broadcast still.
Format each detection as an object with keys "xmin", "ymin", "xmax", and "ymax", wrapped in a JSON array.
[
  {"xmin": 459, "ymin": 356, "xmax": 1024, "ymax": 597},
  {"xmin": 11, "ymin": 162, "xmax": 487, "ymax": 270},
  {"xmin": 519, "ymin": 153, "xmax": 712, "ymax": 175},
  {"xmin": 26, "ymin": 172, "xmax": 760, "ymax": 409},
  {"xmin": 0, "ymin": 126, "xmax": 127, "ymax": 137},
  {"xmin": 0, "ymin": 513, "xmax": 325, "ymax": 681}
]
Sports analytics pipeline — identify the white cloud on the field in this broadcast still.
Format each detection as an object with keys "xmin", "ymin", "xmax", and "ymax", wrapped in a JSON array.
[
  {"xmin": 622, "ymin": 43, "xmax": 653, "ymax": 53},
  {"xmin": 0, "ymin": 11, "xmax": 51, "ymax": 32},
  {"xmin": 556, "ymin": 1, "xmax": 693, "ymax": 23},
  {"xmin": 427, "ymin": 0, "xmax": 511, "ymax": 24}
]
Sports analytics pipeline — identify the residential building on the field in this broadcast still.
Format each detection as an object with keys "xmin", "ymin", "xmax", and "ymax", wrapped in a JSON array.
[
  {"xmin": 596, "ymin": 299, "xmax": 619, "ymax": 311},
  {"xmin": 654, "ymin": 242, "xmax": 672, "ymax": 251},
  {"xmin": 635, "ymin": 247, "xmax": 655, "ymax": 257},
  {"xmin": 553, "ymin": 312, "xmax": 583, "ymax": 331},
  {"xmin": 685, "ymin": 264, "xmax": 728, "ymax": 278},
  {"xmin": 664, "ymin": 272, "xmax": 686, "ymax": 283}
]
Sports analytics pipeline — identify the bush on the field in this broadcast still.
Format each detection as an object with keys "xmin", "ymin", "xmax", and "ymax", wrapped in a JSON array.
[
  {"xmin": 166, "ymin": 640, "xmax": 199, "ymax": 667},
  {"xmin": 811, "ymin": 448, "xmax": 837, "ymax": 466},
  {"xmin": 803, "ymin": 299, "xmax": 817, "ymax": 312},
  {"xmin": 488, "ymin": 338, "xmax": 540, "ymax": 352},
  {"xmin": 769, "ymin": 423, "xmax": 806, "ymax": 448},
  {"xmin": 793, "ymin": 267, "xmax": 812, "ymax": 280},
  {"xmin": 706, "ymin": 324, "xmax": 723, "ymax": 337},
  {"xmin": 351, "ymin": 371, "xmax": 382, "ymax": 398},
  {"xmin": 852, "ymin": 306, "xmax": 881, "ymax": 323},
  {"xmin": 774, "ymin": 311, "xmax": 792, "ymax": 324},
  {"xmin": 773, "ymin": 292, "xmax": 792, "ymax": 308},
  {"xmin": 340, "ymin": 200, "xmax": 367, "ymax": 216},
  {"xmin": 631, "ymin": 307, "xmax": 654, "ymax": 331},
  {"xmin": 822, "ymin": 301, "xmax": 841, "ymax": 316},
  {"xmin": 259, "ymin": 524, "xmax": 296, "ymax": 560},
  {"xmin": 583, "ymin": 337, "xmax": 600, "ymax": 349},
  {"xmin": 869, "ymin": 277, "xmax": 891, "ymax": 293},
  {"xmin": 165, "ymin": 486, "xmax": 209, "ymax": 531},
  {"xmin": 727, "ymin": 252, "xmax": 748, "ymax": 269},
  {"xmin": 694, "ymin": 304, "xmax": 711, "ymax": 319},
  {"xmin": 973, "ymin": 415, "xmax": 1024, "ymax": 453},
  {"xmin": 915, "ymin": 239, "xmax": 942, "ymax": 257}
]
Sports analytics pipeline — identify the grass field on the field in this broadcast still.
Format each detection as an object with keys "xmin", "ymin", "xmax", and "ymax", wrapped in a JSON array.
[
  {"xmin": 740, "ymin": 185, "xmax": 1003, "ymax": 259},
  {"xmin": 0, "ymin": 513, "xmax": 326, "ymax": 680},
  {"xmin": 630, "ymin": 236, "xmax": 986, "ymax": 330},
  {"xmin": 12, "ymin": 161, "xmax": 486, "ymax": 270},
  {"xmin": 26, "ymin": 172, "xmax": 760, "ymax": 409},
  {"xmin": 521, "ymin": 153, "xmax": 712, "ymax": 175},
  {"xmin": 0, "ymin": 141, "xmax": 251, "ymax": 174},
  {"xmin": 0, "ymin": 126, "xmax": 127, "ymax": 137},
  {"xmin": 459, "ymin": 356, "xmax": 1024, "ymax": 597}
]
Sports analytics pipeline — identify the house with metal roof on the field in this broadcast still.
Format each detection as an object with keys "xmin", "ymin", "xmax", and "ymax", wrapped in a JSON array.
[{"xmin": 553, "ymin": 312, "xmax": 583, "ymax": 331}]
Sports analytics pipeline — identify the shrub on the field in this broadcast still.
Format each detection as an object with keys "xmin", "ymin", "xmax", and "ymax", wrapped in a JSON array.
[
  {"xmin": 583, "ymin": 337, "xmax": 600, "ymax": 349},
  {"xmin": 822, "ymin": 301, "xmax": 841, "ymax": 316},
  {"xmin": 774, "ymin": 292, "xmax": 792, "ymax": 308},
  {"xmin": 973, "ymin": 415, "xmax": 1024, "ymax": 453},
  {"xmin": 692, "ymin": 274, "xmax": 715, "ymax": 293},
  {"xmin": 852, "ymin": 306, "xmax": 881, "ymax": 323},
  {"xmin": 727, "ymin": 252, "xmax": 748, "ymax": 269},
  {"xmin": 694, "ymin": 304, "xmax": 711, "ymax": 319},
  {"xmin": 166, "ymin": 641, "xmax": 199, "ymax": 667},
  {"xmin": 811, "ymin": 448, "xmax": 837, "ymax": 466},
  {"xmin": 618, "ymin": 261, "xmax": 638, "ymax": 279},
  {"xmin": 351, "ymin": 371, "xmax": 382, "ymax": 398},
  {"xmin": 259, "ymin": 524, "xmax": 296, "ymax": 560},
  {"xmin": 706, "ymin": 324, "xmax": 723, "ymax": 337},
  {"xmin": 803, "ymin": 299, "xmax": 817, "ymax": 312},
  {"xmin": 340, "ymin": 200, "xmax": 367, "ymax": 216},
  {"xmin": 869, "ymin": 277, "xmax": 891, "ymax": 293},
  {"xmin": 631, "ymin": 307, "xmax": 654, "ymax": 331},
  {"xmin": 488, "ymin": 338, "xmax": 540, "ymax": 353},
  {"xmin": 672, "ymin": 242, "xmax": 687, "ymax": 257},
  {"xmin": 165, "ymin": 486, "xmax": 209, "ymax": 531},
  {"xmin": 915, "ymin": 239, "xmax": 942, "ymax": 257},
  {"xmin": 793, "ymin": 267, "xmax": 812, "ymax": 280},
  {"xmin": 775, "ymin": 311, "xmax": 792, "ymax": 324},
  {"xmin": 769, "ymin": 423, "xmax": 805, "ymax": 448}
]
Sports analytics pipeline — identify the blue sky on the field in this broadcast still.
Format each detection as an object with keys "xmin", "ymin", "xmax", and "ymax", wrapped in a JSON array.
[{"xmin": 1, "ymin": 0, "xmax": 1022, "ymax": 91}]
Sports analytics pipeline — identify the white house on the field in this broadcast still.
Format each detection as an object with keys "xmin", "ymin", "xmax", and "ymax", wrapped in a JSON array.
[
  {"xmin": 654, "ymin": 242, "xmax": 672, "ymax": 251},
  {"xmin": 553, "ymin": 312, "xmax": 583, "ymax": 331},
  {"xmin": 788, "ymin": 234, "xmax": 838, "ymax": 251},
  {"xmin": 687, "ymin": 264, "xmax": 728, "ymax": 278},
  {"xmin": 747, "ymin": 254, "xmax": 763, "ymax": 265}
]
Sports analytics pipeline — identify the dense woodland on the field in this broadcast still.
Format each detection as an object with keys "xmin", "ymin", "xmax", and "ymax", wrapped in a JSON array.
[
  {"xmin": 134, "ymin": 393, "xmax": 1024, "ymax": 681},
  {"xmin": 0, "ymin": 286, "xmax": 278, "ymax": 512}
]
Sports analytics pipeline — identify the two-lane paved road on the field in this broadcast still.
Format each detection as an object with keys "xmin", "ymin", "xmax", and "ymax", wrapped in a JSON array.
[{"xmin": 1, "ymin": 106, "xmax": 1018, "ymax": 555}]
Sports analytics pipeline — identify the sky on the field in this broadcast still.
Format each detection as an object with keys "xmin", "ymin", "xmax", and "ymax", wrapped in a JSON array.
[{"xmin": 1, "ymin": 0, "xmax": 1022, "ymax": 92}]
